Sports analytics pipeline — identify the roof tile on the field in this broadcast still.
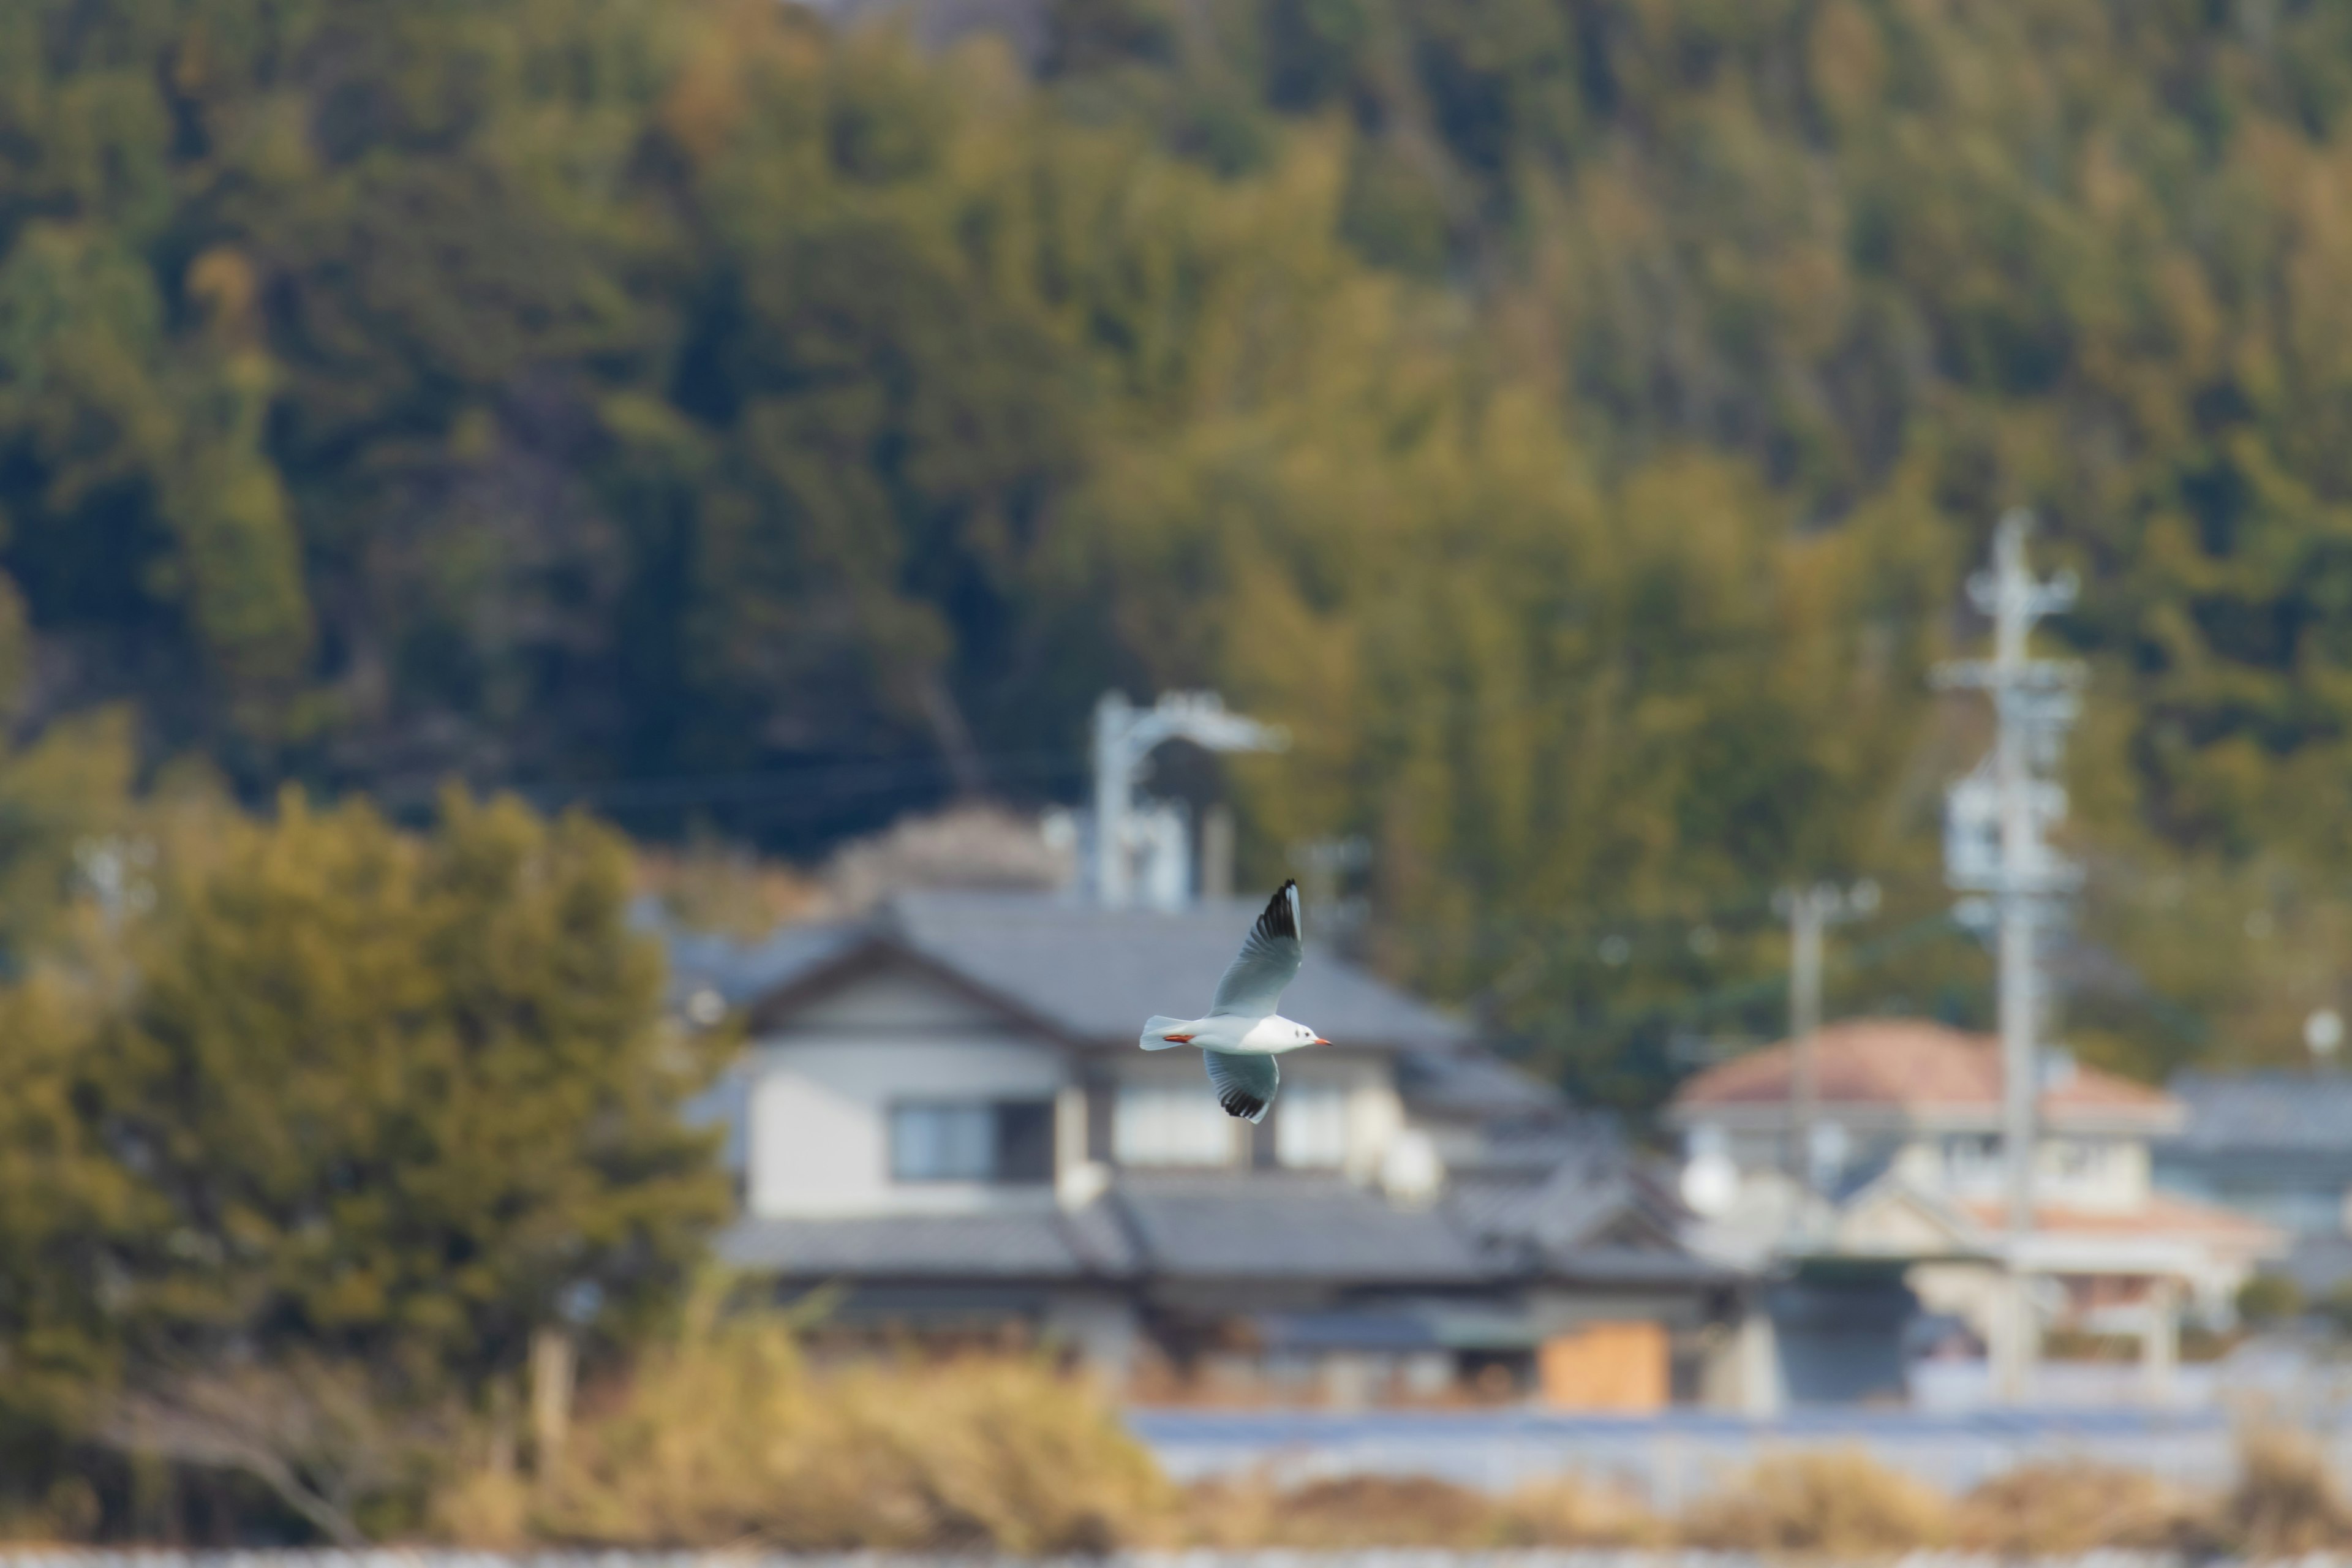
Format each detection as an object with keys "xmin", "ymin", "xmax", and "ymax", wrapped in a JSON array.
[{"xmin": 1673, "ymin": 1018, "xmax": 2174, "ymax": 1120}]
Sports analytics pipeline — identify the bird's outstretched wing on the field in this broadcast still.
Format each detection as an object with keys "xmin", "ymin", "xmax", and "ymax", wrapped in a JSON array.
[
  {"xmin": 1205, "ymin": 1050, "xmax": 1279, "ymax": 1124},
  {"xmin": 1211, "ymin": 879, "xmax": 1302, "ymax": 1017}
]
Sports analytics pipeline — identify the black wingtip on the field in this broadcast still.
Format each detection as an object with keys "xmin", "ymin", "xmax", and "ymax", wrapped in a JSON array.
[
  {"xmin": 1218, "ymin": 1087, "xmax": 1268, "ymax": 1122},
  {"xmin": 1257, "ymin": 879, "xmax": 1300, "ymax": 942}
]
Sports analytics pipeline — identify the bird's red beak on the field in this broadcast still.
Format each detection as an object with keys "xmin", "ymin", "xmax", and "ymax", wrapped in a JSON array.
[{"xmin": 1313, "ymin": 1036, "xmax": 1331, "ymax": 1046}]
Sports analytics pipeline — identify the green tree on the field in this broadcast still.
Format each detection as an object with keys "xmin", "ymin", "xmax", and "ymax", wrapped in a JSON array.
[
  {"xmin": 0, "ymin": 968, "xmax": 146, "ymax": 1446},
  {"xmin": 96, "ymin": 788, "xmax": 727, "ymax": 1389}
]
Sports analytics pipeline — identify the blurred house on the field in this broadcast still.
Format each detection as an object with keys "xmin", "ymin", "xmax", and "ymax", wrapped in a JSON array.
[
  {"xmin": 2158, "ymin": 1069, "xmax": 2352, "ymax": 1301},
  {"xmin": 1667, "ymin": 1019, "xmax": 2284, "ymax": 1403},
  {"xmin": 659, "ymin": 887, "xmax": 1757, "ymax": 1411}
]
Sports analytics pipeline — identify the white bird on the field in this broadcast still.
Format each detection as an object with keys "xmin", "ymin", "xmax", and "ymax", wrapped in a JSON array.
[{"xmin": 1138, "ymin": 878, "xmax": 1329, "ymax": 1123}]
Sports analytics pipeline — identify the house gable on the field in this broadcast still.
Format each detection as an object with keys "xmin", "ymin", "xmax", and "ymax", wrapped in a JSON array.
[
  {"xmin": 781, "ymin": 959, "xmax": 1040, "ymax": 1039},
  {"xmin": 1833, "ymin": 1180, "xmax": 1985, "ymax": 1259},
  {"xmin": 747, "ymin": 935, "xmax": 1074, "ymax": 1047}
]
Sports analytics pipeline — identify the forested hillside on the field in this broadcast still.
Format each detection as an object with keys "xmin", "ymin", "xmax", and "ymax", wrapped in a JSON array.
[{"xmin": 7, "ymin": 0, "xmax": 2352, "ymax": 1104}]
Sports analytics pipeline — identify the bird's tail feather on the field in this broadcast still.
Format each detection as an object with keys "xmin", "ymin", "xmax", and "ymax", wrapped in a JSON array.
[{"xmin": 1139, "ymin": 1015, "xmax": 1196, "ymax": 1050}]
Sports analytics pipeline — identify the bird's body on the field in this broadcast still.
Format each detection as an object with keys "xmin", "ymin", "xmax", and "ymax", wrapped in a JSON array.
[{"xmin": 1137, "ymin": 880, "xmax": 1327, "ymax": 1123}]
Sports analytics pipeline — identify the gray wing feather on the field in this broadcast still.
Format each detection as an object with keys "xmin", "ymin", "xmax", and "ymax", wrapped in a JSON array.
[
  {"xmin": 1204, "ymin": 1050, "xmax": 1279, "ymax": 1124},
  {"xmin": 1211, "ymin": 880, "xmax": 1302, "ymax": 1017}
]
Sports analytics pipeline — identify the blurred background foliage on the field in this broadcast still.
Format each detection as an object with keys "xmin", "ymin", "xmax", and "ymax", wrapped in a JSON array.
[{"xmin": 2, "ymin": 0, "xmax": 2352, "ymax": 1110}]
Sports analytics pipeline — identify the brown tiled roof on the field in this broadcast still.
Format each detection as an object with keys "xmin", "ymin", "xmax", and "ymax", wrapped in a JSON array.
[
  {"xmin": 1672, "ymin": 1017, "xmax": 2174, "ymax": 1120},
  {"xmin": 1957, "ymin": 1193, "xmax": 2282, "ymax": 1244}
]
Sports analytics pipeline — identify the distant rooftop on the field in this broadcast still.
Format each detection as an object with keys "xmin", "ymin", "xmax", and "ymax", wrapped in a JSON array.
[
  {"xmin": 2165, "ymin": 1069, "xmax": 2352, "ymax": 1157},
  {"xmin": 1670, "ymin": 1018, "xmax": 2178, "ymax": 1128},
  {"xmin": 658, "ymin": 888, "xmax": 1472, "ymax": 1053},
  {"xmin": 717, "ymin": 1167, "xmax": 1730, "ymax": 1290},
  {"xmin": 878, "ymin": 889, "xmax": 1468, "ymax": 1050}
]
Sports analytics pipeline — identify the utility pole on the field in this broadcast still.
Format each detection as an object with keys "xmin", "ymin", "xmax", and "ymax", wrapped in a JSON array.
[
  {"xmin": 1091, "ymin": 692, "xmax": 1287, "ymax": 908},
  {"xmin": 1773, "ymin": 879, "xmax": 1878, "ymax": 1218},
  {"xmin": 1934, "ymin": 510, "xmax": 2084, "ymax": 1406}
]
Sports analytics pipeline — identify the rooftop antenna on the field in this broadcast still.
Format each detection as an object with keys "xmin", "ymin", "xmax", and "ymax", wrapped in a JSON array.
[{"xmin": 1090, "ymin": 692, "xmax": 1286, "ymax": 909}]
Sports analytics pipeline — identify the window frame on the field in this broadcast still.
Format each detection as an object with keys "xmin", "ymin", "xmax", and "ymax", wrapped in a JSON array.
[{"xmin": 888, "ymin": 1097, "xmax": 1058, "ymax": 1186}]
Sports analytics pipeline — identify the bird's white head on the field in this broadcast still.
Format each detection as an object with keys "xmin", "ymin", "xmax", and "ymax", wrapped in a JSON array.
[{"xmin": 1296, "ymin": 1021, "xmax": 1330, "ymax": 1047}]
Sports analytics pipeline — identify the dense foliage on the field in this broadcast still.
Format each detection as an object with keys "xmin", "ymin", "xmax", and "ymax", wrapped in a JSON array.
[
  {"xmin": 0, "ymin": 785, "xmax": 723, "ymax": 1537},
  {"xmin": 7, "ymin": 0, "xmax": 2352, "ymax": 1100}
]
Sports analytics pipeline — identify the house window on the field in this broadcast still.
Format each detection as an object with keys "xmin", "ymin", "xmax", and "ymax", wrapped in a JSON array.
[
  {"xmin": 889, "ymin": 1100, "xmax": 1055, "ymax": 1184},
  {"xmin": 1277, "ymin": 1085, "xmax": 1349, "ymax": 1168},
  {"xmin": 1114, "ymin": 1084, "xmax": 1235, "ymax": 1166}
]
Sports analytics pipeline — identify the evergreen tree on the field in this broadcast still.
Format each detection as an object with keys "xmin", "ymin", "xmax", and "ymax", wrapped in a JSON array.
[{"xmin": 94, "ymin": 789, "xmax": 726, "ymax": 1388}]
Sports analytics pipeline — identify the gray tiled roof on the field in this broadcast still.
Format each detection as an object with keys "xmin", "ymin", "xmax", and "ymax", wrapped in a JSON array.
[
  {"xmin": 647, "ymin": 890, "xmax": 1473, "ymax": 1052},
  {"xmin": 721, "ymin": 1173, "xmax": 1501, "ymax": 1286},
  {"xmin": 2165, "ymin": 1070, "xmax": 2352, "ymax": 1156},
  {"xmin": 881, "ymin": 891, "xmax": 1468, "ymax": 1050},
  {"xmin": 717, "ymin": 1206, "xmax": 1137, "ymax": 1279},
  {"xmin": 1108, "ymin": 1171, "xmax": 1490, "ymax": 1283}
]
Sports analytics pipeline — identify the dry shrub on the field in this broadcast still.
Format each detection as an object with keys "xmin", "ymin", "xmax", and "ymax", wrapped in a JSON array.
[
  {"xmin": 2223, "ymin": 1425, "xmax": 2352, "ymax": 1556},
  {"xmin": 458, "ymin": 1301, "xmax": 1169, "ymax": 1552},
  {"xmin": 1681, "ymin": 1447, "xmax": 1950, "ymax": 1553},
  {"xmin": 1954, "ymin": 1460, "xmax": 2214, "ymax": 1555},
  {"xmin": 1185, "ymin": 1474, "xmax": 1496, "ymax": 1547},
  {"xmin": 1182, "ymin": 1471, "xmax": 1659, "ymax": 1548},
  {"xmin": 108, "ymin": 1356, "xmax": 451, "ymax": 1546},
  {"xmin": 1495, "ymin": 1473, "xmax": 1667, "ymax": 1546}
]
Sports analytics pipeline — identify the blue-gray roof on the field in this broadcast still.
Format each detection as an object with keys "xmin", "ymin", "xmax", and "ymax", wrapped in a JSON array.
[
  {"xmin": 718, "ymin": 1205, "xmax": 1136, "ymax": 1279},
  {"xmin": 655, "ymin": 889, "xmax": 1475, "ymax": 1052},
  {"xmin": 880, "ymin": 891, "xmax": 1469, "ymax": 1050},
  {"xmin": 2165, "ymin": 1070, "xmax": 2352, "ymax": 1156},
  {"xmin": 720, "ymin": 1173, "xmax": 1495, "ymax": 1286},
  {"xmin": 1111, "ymin": 1172, "xmax": 1490, "ymax": 1282},
  {"xmin": 717, "ymin": 1166, "xmax": 1730, "ymax": 1291}
]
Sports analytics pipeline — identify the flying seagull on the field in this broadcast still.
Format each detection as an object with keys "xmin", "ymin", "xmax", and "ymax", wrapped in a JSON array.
[{"xmin": 1139, "ymin": 878, "xmax": 1329, "ymax": 1123}]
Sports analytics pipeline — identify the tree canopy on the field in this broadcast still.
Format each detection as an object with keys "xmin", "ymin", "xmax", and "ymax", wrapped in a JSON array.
[{"xmin": 5, "ymin": 0, "xmax": 2352, "ymax": 1097}]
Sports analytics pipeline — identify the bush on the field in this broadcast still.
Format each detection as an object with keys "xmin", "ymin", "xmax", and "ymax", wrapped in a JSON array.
[
  {"xmin": 1182, "ymin": 1474, "xmax": 1496, "ymax": 1547},
  {"xmin": 1496, "ymin": 1474, "xmax": 1667, "ymax": 1546},
  {"xmin": 2223, "ymin": 1425, "xmax": 2352, "ymax": 1555},
  {"xmin": 1177, "ymin": 1471, "xmax": 1661, "ymax": 1548},
  {"xmin": 1681, "ymin": 1447, "xmax": 1951, "ymax": 1552},
  {"xmin": 447, "ymin": 1295, "xmax": 1171, "ymax": 1552},
  {"xmin": 2239, "ymin": 1273, "xmax": 2304, "ymax": 1327},
  {"xmin": 1954, "ymin": 1460, "xmax": 2213, "ymax": 1555}
]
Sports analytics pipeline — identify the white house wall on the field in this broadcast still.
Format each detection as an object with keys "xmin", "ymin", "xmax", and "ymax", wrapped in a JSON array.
[{"xmin": 746, "ymin": 967, "xmax": 1070, "ymax": 1217}]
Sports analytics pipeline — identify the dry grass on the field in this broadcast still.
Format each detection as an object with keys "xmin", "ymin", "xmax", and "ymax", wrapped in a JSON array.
[
  {"xmin": 1681, "ymin": 1447, "xmax": 1953, "ymax": 1553},
  {"xmin": 2222, "ymin": 1425, "xmax": 2352, "ymax": 1556},
  {"xmin": 1954, "ymin": 1460, "xmax": 2215, "ymax": 1556},
  {"xmin": 1496, "ymin": 1474, "xmax": 1671, "ymax": 1546},
  {"xmin": 1177, "ymin": 1471, "xmax": 1662, "ymax": 1548},
  {"xmin": 439, "ymin": 1299, "xmax": 1169, "ymax": 1552},
  {"xmin": 420, "ymin": 1345, "xmax": 2352, "ymax": 1558}
]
